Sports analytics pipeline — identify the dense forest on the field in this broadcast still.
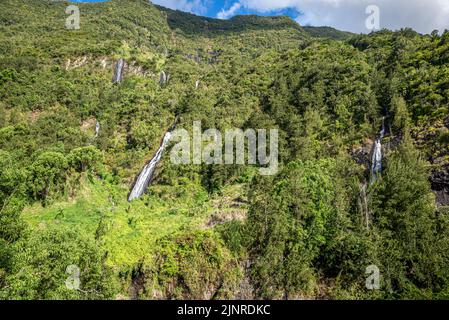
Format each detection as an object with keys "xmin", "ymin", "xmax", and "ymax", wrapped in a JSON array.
[{"xmin": 1, "ymin": 0, "xmax": 449, "ymax": 300}]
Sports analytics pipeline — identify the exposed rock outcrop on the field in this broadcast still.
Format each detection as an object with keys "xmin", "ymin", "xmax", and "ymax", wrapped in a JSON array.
[
  {"xmin": 351, "ymin": 138, "xmax": 374, "ymax": 173},
  {"xmin": 431, "ymin": 163, "xmax": 449, "ymax": 206}
]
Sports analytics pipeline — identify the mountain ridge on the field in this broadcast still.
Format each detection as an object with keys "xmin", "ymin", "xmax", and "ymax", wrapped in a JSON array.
[{"xmin": 156, "ymin": 3, "xmax": 353, "ymax": 40}]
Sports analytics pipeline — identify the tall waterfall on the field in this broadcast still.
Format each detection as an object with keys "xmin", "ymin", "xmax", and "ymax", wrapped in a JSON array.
[
  {"xmin": 128, "ymin": 131, "xmax": 173, "ymax": 202},
  {"xmin": 371, "ymin": 118, "xmax": 385, "ymax": 182},
  {"xmin": 113, "ymin": 58, "xmax": 125, "ymax": 84}
]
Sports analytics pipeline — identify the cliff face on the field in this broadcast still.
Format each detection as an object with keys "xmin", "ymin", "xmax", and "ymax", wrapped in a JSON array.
[
  {"xmin": 431, "ymin": 165, "xmax": 449, "ymax": 206},
  {"xmin": 431, "ymin": 118, "xmax": 449, "ymax": 206},
  {"xmin": 411, "ymin": 116, "xmax": 449, "ymax": 206}
]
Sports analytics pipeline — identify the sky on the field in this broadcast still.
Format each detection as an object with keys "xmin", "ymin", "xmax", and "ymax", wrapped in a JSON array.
[{"xmin": 71, "ymin": 0, "xmax": 449, "ymax": 34}]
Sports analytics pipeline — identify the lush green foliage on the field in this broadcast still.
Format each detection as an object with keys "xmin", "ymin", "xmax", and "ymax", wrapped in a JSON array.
[{"xmin": 1, "ymin": 0, "xmax": 448, "ymax": 300}]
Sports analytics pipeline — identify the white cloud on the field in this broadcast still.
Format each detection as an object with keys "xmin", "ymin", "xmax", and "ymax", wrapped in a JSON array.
[
  {"xmin": 218, "ymin": 0, "xmax": 449, "ymax": 34},
  {"xmin": 217, "ymin": 2, "xmax": 242, "ymax": 19},
  {"xmin": 150, "ymin": 0, "xmax": 209, "ymax": 15}
]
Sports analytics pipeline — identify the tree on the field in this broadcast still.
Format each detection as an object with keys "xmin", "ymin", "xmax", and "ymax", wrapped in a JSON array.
[
  {"xmin": 29, "ymin": 152, "xmax": 68, "ymax": 201},
  {"xmin": 372, "ymin": 135, "xmax": 449, "ymax": 297},
  {"xmin": 0, "ymin": 151, "xmax": 27, "ymax": 294},
  {"xmin": 391, "ymin": 95, "xmax": 409, "ymax": 135},
  {"xmin": 68, "ymin": 146, "xmax": 102, "ymax": 172},
  {"xmin": 0, "ymin": 226, "xmax": 117, "ymax": 300},
  {"xmin": 149, "ymin": 230, "xmax": 238, "ymax": 300},
  {"xmin": 247, "ymin": 160, "xmax": 337, "ymax": 298}
]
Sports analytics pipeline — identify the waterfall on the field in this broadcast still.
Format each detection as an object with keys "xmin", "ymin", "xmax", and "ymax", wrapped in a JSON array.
[
  {"xmin": 371, "ymin": 140, "xmax": 382, "ymax": 178},
  {"xmin": 371, "ymin": 118, "xmax": 385, "ymax": 182},
  {"xmin": 113, "ymin": 58, "xmax": 125, "ymax": 84},
  {"xmin": 95, "ymin": 121, "xmax": 100, "ymax": 138},
  {"xmin": 160, "ymin": 71, "xmax": 169, "ymax": 86},
  {"xmin": 128, "ymin": 131, "xmax": 173, "ymax": 202},
  {"xmin": 380, "ymin": 116, "xmax": 386, "ymax": 139},
  {"xmin": 359, "ymin": 183, "xmax": 370, "ymax": 230}
]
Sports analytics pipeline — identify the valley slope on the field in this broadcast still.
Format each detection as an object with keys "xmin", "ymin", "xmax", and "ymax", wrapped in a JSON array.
[{"xmin": 1, "ymin": 0, "xmax": 449, "ymax": 300}]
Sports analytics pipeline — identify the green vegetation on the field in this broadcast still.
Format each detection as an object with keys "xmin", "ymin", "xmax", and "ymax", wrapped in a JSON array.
[{"xmin": 1, "ymin": 0, "xmax": 449, "ymax": 300}]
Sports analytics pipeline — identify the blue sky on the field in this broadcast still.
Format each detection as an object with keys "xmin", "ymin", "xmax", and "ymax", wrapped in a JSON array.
[
  {"xmin": 68, "ymin": 1, "xmax": 299, "ymax": 19},
  {"xmin": 68, "ymin": 0, "xmax": 449, "ymax": 34},
  {"xmin": 151, "ymin": 0, "xmax": 302, "ymax": 21},
  {"xmin": 163, "ymin": 0, "xmax": 301, "ymax": 20},
  {"xmin": 151, "ymin": 0, "xmax": 449, "ymax": 34}
]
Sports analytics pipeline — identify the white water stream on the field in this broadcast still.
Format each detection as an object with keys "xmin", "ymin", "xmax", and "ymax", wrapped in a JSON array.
[{"xmin": 128, "ymin": 131, "xmax": 173, "ymax": 201}]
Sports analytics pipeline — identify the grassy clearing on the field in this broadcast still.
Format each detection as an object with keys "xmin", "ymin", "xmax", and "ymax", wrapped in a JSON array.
[{"xmin": 22, "ymin": 175, "xmax": 216, "ymax": 270}]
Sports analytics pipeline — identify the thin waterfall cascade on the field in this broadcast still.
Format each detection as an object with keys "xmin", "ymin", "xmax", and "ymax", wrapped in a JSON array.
[
  {"xmin": 379, "ymin": 116, "xmax": 386, "ymax": 139},
  {"xmin": 371, "ymin": 118, "xmax": 386, "ymax": 182},
  {"xmin": 128, "ymin": 131, "xmax": 173, "ymax": 202},
  {"xmin": 195, "ymin": 80, "xmax": 200, "ymax": 89},
  {"xmin": 358, "ymin": 183, "xmax": 370, "ymax": 230},
  {"xmin": 160, "ymin": 71, "xmax": 170, "ymax": 86},
  {"xmin": 95, "ymin": 121, "xmax": 100, "ymax": 138},
  {"xmin": 371, "ymin": 140, "xmax": 382, "ymax": 174},
  {"xmin": 113, "ymin": 58, "xmax": 125, "ymax": 84}
]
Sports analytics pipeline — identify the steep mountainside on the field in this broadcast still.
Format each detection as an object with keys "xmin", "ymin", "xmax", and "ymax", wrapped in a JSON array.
[
  {"xmin": 1, "ymin": 0, "xmax": 449, "ymax": 300},
  {"xmin": 303, "ymin": 26, "xmax": 354, "ymax": 40}
]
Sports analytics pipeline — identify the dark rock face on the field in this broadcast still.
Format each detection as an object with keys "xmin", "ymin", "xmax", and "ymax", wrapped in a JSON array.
[
  {"xmin": 383, "ymin": 135, "xmax": 402, "ymax": 154},
  {"xmin": 412, "ymin": 116, "xmax": 449, "ymax": 206},
  {"xmin": 430, "ymin": 164, "xmax": 449, "ymax": 206},
  {"xmin": 351, "ymin": 138, "xmax": 374, "ymax": 171}
]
